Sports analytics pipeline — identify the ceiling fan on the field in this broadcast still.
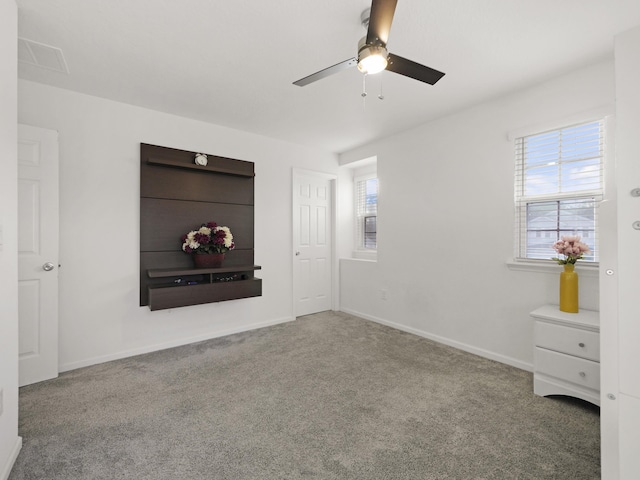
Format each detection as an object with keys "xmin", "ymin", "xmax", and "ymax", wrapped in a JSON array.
[{"xmin": 293, "ymin": 0, "xmax": 445, "ymax": 87}]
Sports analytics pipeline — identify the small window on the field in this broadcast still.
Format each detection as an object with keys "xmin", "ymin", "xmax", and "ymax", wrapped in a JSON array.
[
  {"xmin": 514, "ymin": 120, "xmax": 604, "ymax": 262},
  {"xmin": 355, "ymin": 175, "xmax": 378, "ymax": 250},
  {"xmin": 364, "ymin": 216, "xmax": 377, "ymax": 248}
]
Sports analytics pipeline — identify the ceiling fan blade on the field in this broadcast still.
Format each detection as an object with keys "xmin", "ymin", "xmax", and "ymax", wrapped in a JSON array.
[
  {"xmin": 366, "ymin": 0, "xmax": 398, "ymax": 47},
  {"xmin": 386, "ymin": 53, "xmax": 445, "ymax": 85},
  {"xmin": 293, "ymin": 58, "xmax": 358, "ymax": 86}
]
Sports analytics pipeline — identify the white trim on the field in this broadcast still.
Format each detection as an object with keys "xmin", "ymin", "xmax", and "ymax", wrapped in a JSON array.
[
  {"xmin": 507, "ymin": 105, "xmax": 613, "ymax": 141},
  {"xmin": 506, "ymin": 259, "xmax": 599, "ymax": 277},
  {"xmin": 59, "ymin": 316, "xmax": 295, "ymax": 373},
  {"xmin": 340, "ymin": 308, "xmax": 533, "ymax": 372},
  {"xmin": 1, "ymin": 436, "xmax": 22, "ymax": 480}
]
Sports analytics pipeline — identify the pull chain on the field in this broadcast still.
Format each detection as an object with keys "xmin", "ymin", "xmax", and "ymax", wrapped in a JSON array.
[
  {"xmin": 378, "ymin": 75, "xmax": 384, "ymax": 100},
  {"xmin": 361, "ymin": 74, "xmax": 368, "ymax": 109}
]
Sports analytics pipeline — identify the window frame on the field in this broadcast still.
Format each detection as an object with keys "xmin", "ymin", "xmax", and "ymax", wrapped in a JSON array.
[
  {"xmin": 513, "ymin": 118, "xmax": 605, "ymax": 265},
  {"xmin": 354, "ymin": 173, "xmax": 378, "ymax": 256}
]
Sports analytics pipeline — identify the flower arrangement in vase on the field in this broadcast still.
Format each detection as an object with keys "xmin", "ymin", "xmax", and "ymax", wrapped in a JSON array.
[
  {"xmin": 552, "ymin": 235, "xmax": 590, "ymax": 265},
  {"xmin": 551, "ymin": 235, "xmax": 590, "ymax": 313},
  {"xmin": 181, "ymin": 222, "xmax": 235, "ymax": 268}
]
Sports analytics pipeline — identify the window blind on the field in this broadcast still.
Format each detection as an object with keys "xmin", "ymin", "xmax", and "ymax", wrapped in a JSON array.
[
  {"xmin": 355, "ymin": 176, "xmax": 378, "ymax": 250},
  {"xmin": 514, "ymin": 120, "xmax": 604, "ymax": 262}
]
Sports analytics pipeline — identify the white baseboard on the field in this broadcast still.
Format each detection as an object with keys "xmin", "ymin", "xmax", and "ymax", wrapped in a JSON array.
[
  {"xmin": 59, "ymin": 316, "xmax": 295, "ymax": 373},
  {"xmin": 1, "ymin": 436, "xmax": 22, "ymax": 480},
  {"xmin": 340, "ymin": 308, "xmax": 533, "ymax": 372}
]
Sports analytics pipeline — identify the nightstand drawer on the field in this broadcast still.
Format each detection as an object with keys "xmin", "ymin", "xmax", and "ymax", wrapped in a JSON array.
[
  {"xmin": 535, "ymin": 347, "xmax": 600, "ymax": 390},
  {"xmin": 535, "ymin": 321, "xmax": 599, "ymax": 361}
]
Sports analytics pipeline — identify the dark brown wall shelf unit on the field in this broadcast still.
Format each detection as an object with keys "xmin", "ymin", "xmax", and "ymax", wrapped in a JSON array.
[{"xmin": 140, "ymin": 143, "xmax": 261, "ymax": 310}]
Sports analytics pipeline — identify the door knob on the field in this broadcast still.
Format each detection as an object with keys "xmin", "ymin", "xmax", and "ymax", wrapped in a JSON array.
[{"xmin": 42, "ymin": 262, "xmax": 55, "ymax": 271}]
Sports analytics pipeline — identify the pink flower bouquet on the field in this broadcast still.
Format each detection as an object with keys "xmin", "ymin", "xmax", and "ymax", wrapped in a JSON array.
[{"xmin": 552, "ymin": 235, "xmax": 590, "ymax": 265}]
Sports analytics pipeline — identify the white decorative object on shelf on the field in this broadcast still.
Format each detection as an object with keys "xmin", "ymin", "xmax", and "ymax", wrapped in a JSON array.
[
  {"xmin": 194, "ymin": 153, "xmax": 208, "ymax": 166},
  {"xmin": 530, "ymin": 304, "xmax": 600, "ymax": 406}
]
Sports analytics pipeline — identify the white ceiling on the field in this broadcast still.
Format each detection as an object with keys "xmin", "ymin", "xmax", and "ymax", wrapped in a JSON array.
[{"xmin": 16, "ymin": 0, "xmax": 640, "ymax": 154}]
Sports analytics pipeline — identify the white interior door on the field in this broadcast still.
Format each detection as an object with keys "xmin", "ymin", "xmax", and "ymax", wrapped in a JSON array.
[
  {"xmin": 293, "ymin": 171, "xmax": 333, "ymax": 316},
  {"xmin": 18, "ymin": 124, "xmax": 59, "ymax": 387}
]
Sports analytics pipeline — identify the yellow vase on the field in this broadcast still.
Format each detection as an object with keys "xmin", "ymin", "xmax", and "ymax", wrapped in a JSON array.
[{"xmin": 559, "ymin": 263, "xmax": 579, "ymax": 313}]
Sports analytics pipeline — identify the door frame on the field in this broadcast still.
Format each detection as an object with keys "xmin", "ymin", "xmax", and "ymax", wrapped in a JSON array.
[{"xmin": 292, "ymin": 168, "xmax": 338, "ymax": 317}]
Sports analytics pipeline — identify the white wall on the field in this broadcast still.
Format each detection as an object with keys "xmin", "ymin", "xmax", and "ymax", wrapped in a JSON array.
[
  {"xmin": 18, "ymin": 80, "xmax": 339, "ymax": 371},
  {"xmin": 339, "ymin": 60, "xmax": 615, "ymax": 370},
  {"xmin": 0, "ymin": 1, "xmax": 22, "ymax": 478}
]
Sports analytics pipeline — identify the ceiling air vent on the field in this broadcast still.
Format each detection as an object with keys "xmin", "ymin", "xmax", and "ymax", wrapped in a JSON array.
[{"xmin": 18, "ymin": 37, "xmax": 69, "ymax": 74}]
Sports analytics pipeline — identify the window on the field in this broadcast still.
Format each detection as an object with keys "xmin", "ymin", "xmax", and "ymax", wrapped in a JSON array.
[
  {"xmin": 364, "ymin": 215, "xmax": 377, "ymax": 248},
  {"xmin": 355, "ymin": 175, "xmax": 378, "ymax": 250},
  {"xmin": 514, "ymin": 120, "xmax": 604, "ymax": 262}
]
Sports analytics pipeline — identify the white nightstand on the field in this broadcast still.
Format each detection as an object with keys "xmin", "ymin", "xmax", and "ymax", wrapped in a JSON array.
[{"xmin": 530, "ymin": 305, "xmax": 600, "ymax": 406}]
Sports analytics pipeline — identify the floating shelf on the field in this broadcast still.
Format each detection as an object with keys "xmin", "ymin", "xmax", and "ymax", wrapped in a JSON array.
[
  {"xmin": 149, "ymin": 278, "xmax": 262, "ymax": 311},
  {"xmin": 148, "ymin": 265, "xmax": 261, "ymax": 278},
  {"xmin": 147, "ymin": 157, "xmax": 255, "ymax": 177}
]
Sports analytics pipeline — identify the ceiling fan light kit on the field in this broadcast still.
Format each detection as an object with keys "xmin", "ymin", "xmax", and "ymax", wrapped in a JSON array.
[
  {"xmin": 293, "ymin": 0, "xmax": 445, "ymax": 88},
  {"xmin": 356, "ymin": 37, "xmax": 388, "ymax": 75}
]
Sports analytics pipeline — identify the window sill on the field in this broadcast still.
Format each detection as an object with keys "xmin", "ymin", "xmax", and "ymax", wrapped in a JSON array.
[
  {"xmin": 351, "ymin": 250, "xmax": 377, "ymax": 262},
  {"xmin": 341, "ymin": 258, "xmax": 377, "ymax": 265},
  {"xmin": 506, "ymin": 259, "xmax": 599, "ymax": 277}
]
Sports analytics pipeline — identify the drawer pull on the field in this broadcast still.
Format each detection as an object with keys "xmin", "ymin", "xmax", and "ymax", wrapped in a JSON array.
[
  {"xmin": 578, "ymin": 342, "xmax": 585, "ymax": 348},
  {"xmin": 579, "ymin": 371, "xmax": 586, "ymax": 377}
]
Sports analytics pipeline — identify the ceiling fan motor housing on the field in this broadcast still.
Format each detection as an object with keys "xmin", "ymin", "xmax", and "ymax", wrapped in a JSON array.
[{"xmin": 357, "ymin": 36, "xmax": 389, "ymax": 74}]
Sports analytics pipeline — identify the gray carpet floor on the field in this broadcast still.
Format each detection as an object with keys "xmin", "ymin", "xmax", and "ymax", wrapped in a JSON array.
[{"xmin": 9, "ymin": 311, "xmax": 600, "ymax": 479}]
